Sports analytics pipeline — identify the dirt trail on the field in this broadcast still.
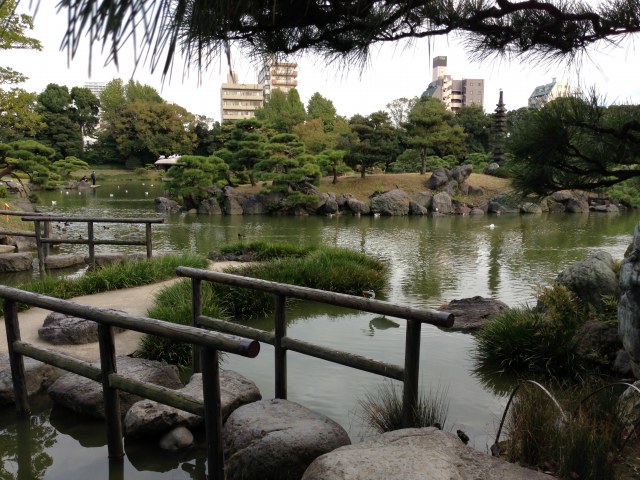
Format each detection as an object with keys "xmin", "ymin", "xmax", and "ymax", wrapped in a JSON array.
[{"xmin": 0, "ymin": 261, "xmax": 243, "ymax": 362}]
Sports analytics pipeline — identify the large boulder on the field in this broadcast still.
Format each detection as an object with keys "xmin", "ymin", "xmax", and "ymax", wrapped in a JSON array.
[
  {"xmin": 220, "ymin": 187, "xmax": 246, "ymax": 215},
  {"xmin": 224, "ymin": 398, "xmax": 351, "ymax": 480},
  {"xmin": 48, "ymin": 356, "xmax": 183, "ymax": 419},
  {"xmin": 573, "ymin": 320, "xmax": 624, "ymax": 372},
  {"xmin": 125, "ymin": 370, "xmax": 261, "ymax": 438},
  {"xmin": 345, "ymin": 197, "xmax": 370, "ymax": 216},
  {"xmin": 431, "ymin": 191, "xmax": 452, "ymax": 214},
  {"xmin": 0, "ymin": 353, "xmax": 63, "ymax": 406},
  {"xmin": 197, "ymin": 197, "xmax": 223, "ymax": 215},
  {"xmin": 438, "ymin": 296, "xmax": 510, "ymax": 331},
  {"xmin": 317, "ymin": 193, "xmax": 339, "ymax": 215},
  {"xmin": 38, "ymin": 311, "xmax": 125, "ymax": 345},
  {"xmin": 370, "ymin": 189, "xmax": 410, "ymax": 216},
  {"xmin": 302, "ymin": 427, "xmax": 550, "ymax": 480},
  {"xmin": 44, "ymin": 254, "xmax": 85, "ymax": 269},
  {"xmin": 154, "ymin": 197, "xmax": 182, "ymax": 213},
  {"xmin": 242, "ymin": 195, "xmax": 269, "ymax": 215},
  {"xmin": 450, "ymin": 164, "xmax": 473, "ymax": 184},
  {"xmin": 0, "ymin": 252, "xmax": 33, "ymax": 272},
  {"xmin": 619, "ymin": 222, "xmax": 640, "ymax": 378},
  {"xmin": 426, "ymin": 168, "xmax": 449, "ymax": 189},
  {"xmin": 556, "ymin": 251, "xmax": 618, "ymax": 313}
]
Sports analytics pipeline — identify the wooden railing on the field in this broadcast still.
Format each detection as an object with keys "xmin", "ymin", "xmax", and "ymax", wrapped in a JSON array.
[
  {"xmin": 0, "ymin": 285, "xmax": 260, "ymax": 479},
  {"xmin": 176, "ymin": 267, "xmax": 455, "ymax": 428},
  {"xmin": 1, "ymin": 211, "xmax": 164, "ymax": 271}
]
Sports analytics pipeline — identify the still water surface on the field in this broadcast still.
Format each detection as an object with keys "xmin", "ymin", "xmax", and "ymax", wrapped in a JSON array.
[{"xmin": 1, "ymin": 182, "xmax": 637, "ymax": 479}]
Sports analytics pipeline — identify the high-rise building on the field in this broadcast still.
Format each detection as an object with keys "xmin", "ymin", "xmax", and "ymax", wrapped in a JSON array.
[
  {"xmin": 257, "ymin": 58, "xmax": 298, "ymax": 101},
  {"xmin": 528, "ymin": 78, "xmax": 571, "ymax": 109},
  {"xmin": 83, "ymin": 81, "xmax": 106, "ymax": 97},
  {"xmin": 423, "ymin": 56, "xmax": 484, "ymax": 111},
  {"xmin": 220, "ymin": 72, "xmax": 265, "ymax": 122}
]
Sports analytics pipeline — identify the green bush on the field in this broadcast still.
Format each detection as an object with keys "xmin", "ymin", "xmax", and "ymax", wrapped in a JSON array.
[
  {"xmin": 0, "ymin": 185, "xmax": 9, "ymax": 198},
  {"xmin": 475, "ymin": 284, "xmax": 585, "ymax": 377},
  {"xmin": 141, "ymin": 244, "xmax": 388, "ymax": 365},
  {"xmin": 284, "ymin": 192, "xmax": 322, "ymax": 210},
  {"xmin": 606, "ymin": 176, "xmax": 640, "ymax": 207}
]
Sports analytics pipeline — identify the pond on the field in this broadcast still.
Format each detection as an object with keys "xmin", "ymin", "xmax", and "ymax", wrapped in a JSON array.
[{"xmin": 1, "ymin": 181, "xmax": 638, "ymax": 479}]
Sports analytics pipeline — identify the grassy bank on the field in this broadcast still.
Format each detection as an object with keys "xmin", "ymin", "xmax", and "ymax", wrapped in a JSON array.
[
  {"xmin": 139, "ymin": 242, "xmax": 388, "ymax": 365},
  {"xmin": 0, "ymin": 253, "xmax": 208, "ymax": 316},
  {"xmin": 237, "ymin": 172, "xmax": 512, "ymax": 203}
]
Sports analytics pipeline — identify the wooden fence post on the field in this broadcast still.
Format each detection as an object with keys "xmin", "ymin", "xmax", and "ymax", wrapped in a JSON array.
[
  {"xmin": 274, "ymin": 294, "xmax": 287, "ymax": 399},
  {"xmin": 201, "ymin": 347, "xmax": 225, "ymax": 480},
  {"xmin": 88, "ymin": 221, "xmax": 95, "ymax": 269},
  {"xmin": 402, "ymin": 319, "xmax": 421, "ymax": 428},
  {"xmin": 43, "ymin": 220, "xmax": 50, "ymax": 258},
  {"xmin": 191, "ymin": 278, "xmax": 203, "ymax": 373},
  {"xmin": 3, "ymin": 299, "xmax": 30, "ymax": 416},
  {"xmin": 98, "ymin": 324, "xmax": 124, "ymax": 458},
  {"xmin": 145, "ymin": 222, "xmax": 152, "ymax": 258},
  {"xmin": 33, "ymin": 219, "xmax": 45, "ymax": 274}
]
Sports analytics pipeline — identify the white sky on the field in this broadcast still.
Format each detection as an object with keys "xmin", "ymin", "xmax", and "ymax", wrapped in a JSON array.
[{"xmin": 5, "ymin": 2, "xmax": 640, "ymax": 122}]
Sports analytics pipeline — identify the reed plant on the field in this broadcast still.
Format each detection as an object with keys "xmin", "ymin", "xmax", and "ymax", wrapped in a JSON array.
[
  {"xmin": 358, "ymin": 380, "xmax": 450, "ymax": 433},
  {"xmin": 503, "ymin": 381, "xmax": 622, "ymax": 480}
]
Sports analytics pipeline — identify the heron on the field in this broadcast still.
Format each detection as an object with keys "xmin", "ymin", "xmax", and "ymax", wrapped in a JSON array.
[
  {"xmin": 51, "ymin": 200, "xmax": 57, "ymax": 206},
  {"xmin": 109, "ymin": 194, "xmax": 114, "ymax": 197},
  {"xmin": 145, "ymin": 192, "xmax": 149, "ymax": 196},
  {"xmin": 489, "ymin": 224, "xmax": 495, "ymax": 229}
]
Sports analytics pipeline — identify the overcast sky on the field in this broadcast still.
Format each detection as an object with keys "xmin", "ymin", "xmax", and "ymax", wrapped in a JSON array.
[{"xmin": 6, "ymin": 3, "xmax": 640, "ymax": 122}]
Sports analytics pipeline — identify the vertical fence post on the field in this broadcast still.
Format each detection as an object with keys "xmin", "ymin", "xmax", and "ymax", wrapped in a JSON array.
[
  {"xmin": 34, "ymin": 219, "xmax": 45, "ymax": 274},
  {"xmin": 3, "ymin": 299, "xmax": 30, "ymax": 416},
  {"xmin": 402, "ymin": 319, "xmax": 422, "ymax": 428},
  {"xmin": 145, "ymin": 222, "xmax": 152, "ymax": 258},
  {"xmin": 88, "ymin": 221, "xmax": 95, "ymax": 270},
  {"xmin": 201, "ymin": 347, "xmax": 224, "ymax": 480},
  {"xmin": 191, "ymin": 278, "xmax": 203, "ymax": 373},
  {"xmin": 16, "ymin": 417, "xmax": 33, "ymax": 480},
  {"xmin": 97, "ymin": 324, "xmax": 124, "ymax": 458},
  {"xmin": 274, "ymin": 294, "xmax": 287, "ymax": 399},
  {"xmin": 43, "ymin": 220, "xmax": 50, "ymax": 259}
]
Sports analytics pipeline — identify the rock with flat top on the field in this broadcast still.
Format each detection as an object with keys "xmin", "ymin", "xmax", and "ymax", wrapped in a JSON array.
[
  {"xmin": 0, "ymin": 353, "xmax": 63, "ymax": 406},
  {"xmin": 44, "ymin": 254, "xmax": 85, "ymax": 269},
  {"xmin": 302, "ymin": 427, "xmax": 551, "ymax": 480},
  {"xmin": 438, "ymin": 296, "xmax": 509, "ymax": 331},
  {"xmin": 0, "ymin": 252, "xmax": 33, "ymax": 272}
]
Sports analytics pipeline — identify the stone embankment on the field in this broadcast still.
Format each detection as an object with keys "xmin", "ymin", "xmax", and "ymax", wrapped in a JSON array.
[{"xmin": 155, "ymin": 165, "xmax": 627, "ymax": 217}]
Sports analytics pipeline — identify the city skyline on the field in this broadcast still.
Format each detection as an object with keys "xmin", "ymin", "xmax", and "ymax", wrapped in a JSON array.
[{"xmin": 6, "ymin": 3, "xmax": 640, "ymax": 122}]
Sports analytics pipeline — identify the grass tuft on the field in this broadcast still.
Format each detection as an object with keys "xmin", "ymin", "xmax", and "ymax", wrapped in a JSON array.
[{"xmin": 358, "ymin": 380, "xmax": 450, "ymax": 433}]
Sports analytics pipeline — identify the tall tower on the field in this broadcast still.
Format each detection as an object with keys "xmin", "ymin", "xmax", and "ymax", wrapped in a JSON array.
[
  {"xmin": 258, "ymin": 57, "xmax": 298, "ymax": 101},
  {"xmin": 432, "ymin": 56, "xmax": 447, "ymax": 81},
  {"xmin": 493, "ymin": 89, "xmax": 507, "ymax": 165}
]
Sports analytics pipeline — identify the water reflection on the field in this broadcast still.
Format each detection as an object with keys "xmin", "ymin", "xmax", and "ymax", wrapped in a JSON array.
[{"xmin": 0, "ymin": 410, "xmax": 56, "ymax": 480}]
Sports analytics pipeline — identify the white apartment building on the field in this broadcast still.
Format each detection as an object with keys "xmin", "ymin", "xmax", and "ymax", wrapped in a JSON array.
[
  {"xmin": 423, "ymin": 56, "xmax": 484, "ymax": 111},
  {"xmin": 220, "ymin": 72, "xmax": 265, "ymax": 122}
]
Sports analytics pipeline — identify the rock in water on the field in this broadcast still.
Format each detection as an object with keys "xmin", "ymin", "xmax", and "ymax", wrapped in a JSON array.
[{"xmin": 619, "ymin": 222, "xmax": 640, "ymax": 377}]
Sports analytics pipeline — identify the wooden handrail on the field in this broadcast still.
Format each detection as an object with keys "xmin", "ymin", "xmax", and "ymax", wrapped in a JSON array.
[
  {"xmin": 177, "ymin": 267, "xmax": 455, "ymax": 430},
  {"xmin": 1, "ymin": 287, "xmax": 260, "ymax": 480}
]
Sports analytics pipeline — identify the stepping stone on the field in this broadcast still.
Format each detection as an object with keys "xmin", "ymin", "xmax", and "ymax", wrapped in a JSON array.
[
  {"xmin": 44, "ymin": 254, "xmax": 85, "ymax": 269},
  {"xmin": 224, "ymin": 398, "xmax": 351, "ymax": 480},
  {"xmin": 0, "ymin": 252, "xmax": 33, "ymax": 272}
]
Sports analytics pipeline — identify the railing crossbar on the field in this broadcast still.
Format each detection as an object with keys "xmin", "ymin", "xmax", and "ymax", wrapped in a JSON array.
[{"xmin": 178, "ymin": 267, "xmax": 453, "ymax": 328}]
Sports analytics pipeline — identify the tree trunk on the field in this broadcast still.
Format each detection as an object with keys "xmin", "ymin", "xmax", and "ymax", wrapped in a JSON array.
[
  {"xmin": 420, "ymin": 151, "xmax": 426, "ymax": 175},
  {"xmin": 249, "ymin": 171, "xmax": 256, "ymax": 186},
  {"xmin": 360, "ymin": 163, "xmax": 366, "ymax": 178},
  {"xmin": 332, "ymin": 166, "xmax": 337, "ymax": 184}
]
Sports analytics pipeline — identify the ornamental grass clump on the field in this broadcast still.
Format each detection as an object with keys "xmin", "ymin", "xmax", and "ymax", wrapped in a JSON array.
[
  {"xmin": 474, "ymin": 283, "xmax": 586, "ymax": 377},
  {"xmin": 358, "ymin": 381, "xmax": 450, "ymax": 433}
]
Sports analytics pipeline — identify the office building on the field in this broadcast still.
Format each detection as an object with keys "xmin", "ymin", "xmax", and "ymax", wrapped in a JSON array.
[
  {"xmin": 423, "ymin": 56, "xmax": 484, "ymax": 111},
  {"xmin": 528, "ymin": 78, "xmax": 571, "ymax": 109},
  {"xmin": 258, "ymin": 58, "xmax": 298, "ymax": 101},
  {"xmin": 220, "ymin": 72, "xmax": 265, "ymax": 122}
]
